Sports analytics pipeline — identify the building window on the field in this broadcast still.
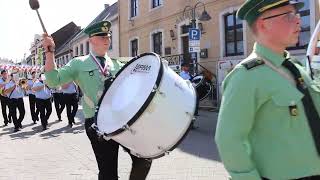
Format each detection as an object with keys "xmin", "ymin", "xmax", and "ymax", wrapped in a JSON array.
[
  {"xmin": 130, "ymin": 0, "xmax": 138, "ymax": 18},
  {"xmin": 75, "ymin": 46, "xmax": 79, "ymax": 56},
  {"xmin": 288, "ymin": 0, "xmax": 310, "ymax": 50},
  {"xmin": 86, "ymin": 41, "xmax": 90, "ymax": 55},
  {"xmin": 224, "ymin": 11, "xmax": 244, "ymax": 56},
  {"xmin": 131, "ymin": 39, "xmax": 138, "ymax": 57},
  {"xmin": 152, "ymin": 0, "xmax": 162, "ymax": 8},
  {"xmin": 181, "ymin": 24, "xmax": 192, "ymax": 34},
  {"xmin": 80, "ymin": 44, "xmax": 84, "ymax": 55},
  {"xmin": 152, "ymin": 32, "xmax": 162, "ymax": 55}
]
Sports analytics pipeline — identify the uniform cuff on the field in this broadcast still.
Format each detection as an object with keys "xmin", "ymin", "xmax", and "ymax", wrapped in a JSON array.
[{"xmin": 229, "ymin": 169, "xmax": 261, "ymax": 180}]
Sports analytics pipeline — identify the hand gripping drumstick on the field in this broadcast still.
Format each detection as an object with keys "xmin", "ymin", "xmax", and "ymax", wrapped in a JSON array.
[{"xmin": 29, "ymin": 0, "xmax": 55, "ymax": 52}]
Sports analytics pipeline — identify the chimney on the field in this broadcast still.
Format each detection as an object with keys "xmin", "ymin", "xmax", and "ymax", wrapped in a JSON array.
[{"xmin": 104, "ymin": 4, "xmax": 109, "ymax": 9}]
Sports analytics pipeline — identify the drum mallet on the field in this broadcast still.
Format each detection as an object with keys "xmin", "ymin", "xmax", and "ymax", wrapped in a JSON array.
[
  {"xmin": 29, "ymin": 0, "xmax": 55, "ymax": 52},
  {"xmin": 29, "ymin": 0, "xmax": 48, "ymax": 33}
]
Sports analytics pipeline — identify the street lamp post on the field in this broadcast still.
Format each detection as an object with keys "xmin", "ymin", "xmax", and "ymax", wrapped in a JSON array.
[{"xmin": 183, "ymin": 1, "xmax": 211, "ymax": 75}]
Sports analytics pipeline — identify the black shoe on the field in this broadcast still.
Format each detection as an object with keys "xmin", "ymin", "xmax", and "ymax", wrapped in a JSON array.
[
  {"xmin": 4, "ymin": 123, "xmax": 8, "ymax": 126},
  {"xmin": 72, "ymin": 120, "xmax": 75, "ymax": 124},
  {"xmin": 68, "ymin": 123, "xmax": 73, "ymax": 128},
  {"xmin": 19, "ymin": 124, "xmax": 22, "ymax": 129},
  {"xmin": 58, "ymin": 119, "xmax": 62, "ymax": 122},
  {"xmin": 8, "ymin": 119, "xmax": 12, "ymax": 123},
  {"xmin": 42, "ymin": 127, "xmax": 47, "ymax": 131},
  {"xmin": 33, "ymin": 121, "xmax": 37, "ymax": 124},
  {"xmin": 13, "ymin": 128, "xmax": 20, "ymax": 132}
]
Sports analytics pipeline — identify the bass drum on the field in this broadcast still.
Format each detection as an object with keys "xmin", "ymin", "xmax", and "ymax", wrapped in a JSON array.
[
  {"xmin": 95, "ymin": 53, "xmax": 197, "ymax": 159},
  {"xmin": 191, "ymin": 75, "xmax": 212, "ymax": 101}
]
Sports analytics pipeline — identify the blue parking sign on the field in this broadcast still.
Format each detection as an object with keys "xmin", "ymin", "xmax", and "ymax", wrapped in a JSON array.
[{"xmin": 189, "ymin": 28, "xmax": 200, "ymax": 40}]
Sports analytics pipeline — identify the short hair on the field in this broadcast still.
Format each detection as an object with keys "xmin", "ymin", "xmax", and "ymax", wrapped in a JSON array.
[
  {"xmin": 181, "ymin": 62, "xmax": 190, "ymax": 67},
  {"xmin": 31, "ymin": 71, "xmax": 36, "ymax": 75},
  {"xmin": 1, "ymin": 70, "xmax": 7, "ymax": 75}
]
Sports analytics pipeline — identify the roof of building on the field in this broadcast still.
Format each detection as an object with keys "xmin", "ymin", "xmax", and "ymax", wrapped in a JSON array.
[
  {"xmin": 51, "ymin": 22, "xmax": 81, "ymax": 51},
  {"xmin": 71, "ymin": 2, "xmax": 118, "ymax": 42}
]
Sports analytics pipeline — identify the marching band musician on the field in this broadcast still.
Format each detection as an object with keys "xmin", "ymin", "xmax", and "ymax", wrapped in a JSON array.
[
  {"xmin": 215, "ymin": 1, "xmax": 320, "ymax": 179},
  {"xmin": 42, "ymin": 20, "xmax": 152, "ymax": 180},
  {"xmin": 27, "ymin": 71, "xmax": 40, "ymax": 124},
  {"xmin": 0, "ymin": 70, "xmax": 11, "ymax": 126},
  {"xmin": 61, "ymin": 81, "xmax": 78, "ymax": 127},
  {"xmin": 52, "ymin": 86, "xmax": 65, "ymax": 122},
  {"xmin": 4, "ymin": 73, "xmax": 25, "ymax": 132},
  {"xmin": 32, "ymin": 73, "xmax": 52, "ymax": 131}
]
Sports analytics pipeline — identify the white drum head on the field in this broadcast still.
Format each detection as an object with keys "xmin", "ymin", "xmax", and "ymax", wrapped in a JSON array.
[{"xmin": 97, "ymin": 54, "xmax": 161, "ymax": 134}]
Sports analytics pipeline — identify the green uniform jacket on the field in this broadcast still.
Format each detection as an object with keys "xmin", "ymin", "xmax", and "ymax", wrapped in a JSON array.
[
  {"xmin": 215, "ymin": 43, "xmax": 320, "ymax": 180},
  {"xmin": 45, "ymin": 54, "xmax": 123, "ymax": 118}
]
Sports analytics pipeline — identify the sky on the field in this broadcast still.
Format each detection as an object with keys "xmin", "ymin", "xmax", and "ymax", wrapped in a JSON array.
[{"xmin": 0, "ymin": 0, "xmax": 117, "ymax": 62}]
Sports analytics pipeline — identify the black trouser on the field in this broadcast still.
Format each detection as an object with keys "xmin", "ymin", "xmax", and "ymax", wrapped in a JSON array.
[
  {"xmin": 85, "ymin": 118, "xmax": 152, "ymax": 180},
  {"xmin": 53, "ymin": 93, "xmax": 65, "ymax": 120},
  {"xmin": 8, "ymin": 98, "xmax": 25, "ymax": 130},
  {"xmin": 262, "ymin": 175, "xmax": 320, "ymax": 180},
  {"xmin": 28, "ymin": 94, "xmax": 39, "ymax": 122},
  {"xmin": 36, "ymin": 98, "xmax": 52, "ymax": 129},
  {"xmin": 63, "ymin": 93, "xmax": 78, "ymax": 125},
  {"xmin": 0, "ymin": 95, "xmax": 10, "ymax": 124}
]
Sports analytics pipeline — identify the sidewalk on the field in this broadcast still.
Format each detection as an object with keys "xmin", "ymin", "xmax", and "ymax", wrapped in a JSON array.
[{"xmin": 0, "ymin": 97, "xmax": 229, "ymax": 180}]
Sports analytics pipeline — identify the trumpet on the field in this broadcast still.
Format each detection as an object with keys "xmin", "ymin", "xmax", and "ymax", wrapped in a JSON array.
[{"xmin": 19, "ymin": 79, "xmax": 28, "ymax": 89}]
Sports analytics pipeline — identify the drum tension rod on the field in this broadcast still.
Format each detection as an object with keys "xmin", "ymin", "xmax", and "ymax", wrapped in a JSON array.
[
  {"xmin": 122, "ymin": 125, "xmax": 136, "ymax": 135},
  {"xmin": 152, "ymin": 85, "xmax": 166, "ymax": 97},
  {"xmin": 157, "ymin": 146, "xmax": 170, "ymax": 155},
  {"xmin": 185, "ymin": 112, "xmax": 194, "ymax": 118},
  {"xmin": 90, "ymin": 124, "xmax": 112, "ymax": 141}
]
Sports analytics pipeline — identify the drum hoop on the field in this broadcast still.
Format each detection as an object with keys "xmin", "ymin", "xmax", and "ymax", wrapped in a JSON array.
[{"xmin": 95, "ymin": 52, "xmax": 164, "ymax": 136}]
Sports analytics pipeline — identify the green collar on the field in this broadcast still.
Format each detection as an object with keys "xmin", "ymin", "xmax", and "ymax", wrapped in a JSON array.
[{"xmin": 254, "ymin": 43, "xmax": 291, "ymax": 67}]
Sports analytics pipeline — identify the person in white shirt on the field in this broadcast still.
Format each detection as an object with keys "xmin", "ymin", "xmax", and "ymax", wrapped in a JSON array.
[
  {"xmin": 61, "ymin": 82, "xmax": 78, "ymax": 127},
  {"xmin": 4, "ymin": 73, "xmax": 25, "ymax": 132},
  {"xmin": 32, "ymin": 74, "xmax": 52, "ymax": 130},
  {"xmin": 52, "ymin": 86, "xmax": 65, "ymax": 122},
  {"xmin": 0, "ymin": 70, "xmax": 11, "ymax": 126},
  {"xmin": 26, "ymin": 71, "xmax": 40, "ymax": 124}
]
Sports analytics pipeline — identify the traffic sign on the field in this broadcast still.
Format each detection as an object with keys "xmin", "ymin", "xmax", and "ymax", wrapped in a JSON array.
[
  {"xmin": 188, "ymin": 28, "xmax": 201, "ymax": 53},
  {"xmin": 189, "ymin": 28, "xmax": 201, "ymax": 40},
  {"xmin": 189, "ymin": 47, "xmax": 200, "ymax": 53}
]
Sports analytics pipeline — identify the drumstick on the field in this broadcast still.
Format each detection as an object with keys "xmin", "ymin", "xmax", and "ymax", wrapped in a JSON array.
[
  {"xmin": 29, "ymin": 0, "xmax": 47, "ymax": 33},
  {"xmin": 306, "ymin": 20, "xmax": 320, "ymax": 79}
]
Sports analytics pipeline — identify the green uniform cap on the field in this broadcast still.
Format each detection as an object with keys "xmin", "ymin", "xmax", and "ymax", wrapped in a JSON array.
[
  {"xmin": 237, "ymin": 0, "xmax": 304, "ymax": 25},
  {"xmin": 84, "ymin": 20, "xmax": 112, "ymax": 37}
]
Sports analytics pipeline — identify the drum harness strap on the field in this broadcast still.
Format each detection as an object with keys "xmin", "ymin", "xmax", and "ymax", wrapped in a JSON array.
[{"xmin": 261, "ymin": 56, "xmax": 320, "ymax": 155}]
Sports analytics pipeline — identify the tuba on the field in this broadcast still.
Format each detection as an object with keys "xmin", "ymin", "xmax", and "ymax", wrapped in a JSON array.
[{"xmin": 306, "ymin": 20, "xmax": 320, "ymax": 81}]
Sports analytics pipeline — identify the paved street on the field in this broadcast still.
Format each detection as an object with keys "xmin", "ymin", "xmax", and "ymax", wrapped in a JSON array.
[{"xmin": 0, "ymin": 97, "xmax": 229, "ymax": 180}]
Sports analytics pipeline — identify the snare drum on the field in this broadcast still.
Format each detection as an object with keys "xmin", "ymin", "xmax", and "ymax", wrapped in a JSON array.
[
  {"xmin": 191, "ymin": 75, "xmax": 212, "ymax": 101},
  {"xmin": 95, "ymin": 53, "xmax": 196, "ymax": 159}
]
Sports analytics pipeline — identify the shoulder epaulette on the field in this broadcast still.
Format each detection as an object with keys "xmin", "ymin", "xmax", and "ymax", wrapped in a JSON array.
[{"xmin": 242, "ymin": 58, "xmax": 265, "ymax": 70}]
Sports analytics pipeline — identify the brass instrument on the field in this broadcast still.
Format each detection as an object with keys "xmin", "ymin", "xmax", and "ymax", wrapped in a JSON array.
[{"xmin": 19, "ymin": 79, "xmax": 28, "ymax": 89}]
